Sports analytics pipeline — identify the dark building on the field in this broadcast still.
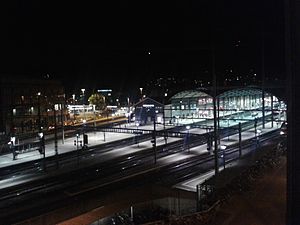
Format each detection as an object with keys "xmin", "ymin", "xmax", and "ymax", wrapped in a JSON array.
[
  {"xmin": 133, "ymin": 97, "xmax": 164, "ymax": 126},
  {"xmin": 0, "ymin": 77, "xmax": 66, "ymax": 136}
]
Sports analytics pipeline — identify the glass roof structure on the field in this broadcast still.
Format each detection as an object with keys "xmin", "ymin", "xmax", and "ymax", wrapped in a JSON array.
[
  {"xmin": 170, "ymin": 89, "xmax": 211, "ymax": 100},
  {"xmin": 166, "ymin": 86, "xmax": 286, "ymax": 127},
  {"xmin": 217, "ymin": 87, "xmax": 271, "ymax": 99}
]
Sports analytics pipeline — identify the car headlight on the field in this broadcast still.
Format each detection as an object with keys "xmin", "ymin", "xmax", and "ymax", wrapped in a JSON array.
[{"xmin": 280, "ymin": 131, "xmax": 285, "ymax": 135}]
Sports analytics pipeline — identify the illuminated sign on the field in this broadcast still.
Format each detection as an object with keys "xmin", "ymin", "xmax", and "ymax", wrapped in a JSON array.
[
  {"xmin": 143, "ymin": 104, "xmax": 155, "ymax": 107},
  {"xmin": 97, "ymin": 89, "xmax": 112, "ymax": 92}
]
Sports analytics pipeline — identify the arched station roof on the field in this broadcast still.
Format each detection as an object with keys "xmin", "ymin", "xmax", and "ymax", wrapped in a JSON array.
[
  {"xmin": 217, "ymin": 87, "xmax": 275, "ymax": 99},
  {"xmin": 170, "ymin": 89, "xmax": 211, "ymax": 100}
]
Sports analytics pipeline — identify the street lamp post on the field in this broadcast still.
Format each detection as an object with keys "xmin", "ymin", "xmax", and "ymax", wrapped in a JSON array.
[
  {"xmin": 238, "ymin": 122, "xmax": 242, "ymax": 157},
  {"xmin": 152, "ymin": 115, "xmax": 157, "ymax": 164},
  {"xmin": 227, "ymin": 119, "xmax": 230, "ymax": 141},
  {"xmin": 139, "ymin": 87, "xmax": 143, "ymax": 100},
  {"xmin": 127, "ymin": 97, "xmax": 130, "ymax": 124},
  {"xmin": 163, "ymin": 92, "xmax": 168, "ymax": 144},
  {"xmin": 61, "ymin": 101, "xmax": 65, "ymax": 145},
  {"xmin": 53, "ymin": 104, "xmax": 58, "ymax": 156},
  {"xmin": 72, "ymin": 94, "xmax": 76, "ymax": 122},
  {"xmin": 81, "ymin": 88, "xmax": 86, "ymax": 122},
  {"xmin": 37, "ymin": 92, "xmax": 42, "ymax": 133},
  {"xmin": 186, "ymin": 125, "xmax": 190, "ymax": 153},
  {"xmin": 254, "ymin": 118, "xmax": 257, "ymax": 137},
  {"xmin": 93, "ymin": 104, "xmax": 97, "ymax": 132},
  {"xmin": 256, "ymin": 129, "xmax": 262, "ymax": 148},
  {"xmin": 220, "ymin": 145, "xmax": 227, "ymax": 170},
  {"xmin": 38, "ymin": 132, "xmax": 46, "ymax": 169},
  {"xmin": 135, "ymin": 122, "xmax": 140, "ymax": 147}
]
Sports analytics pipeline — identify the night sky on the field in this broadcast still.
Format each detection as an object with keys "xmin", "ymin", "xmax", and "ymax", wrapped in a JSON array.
[{"xmin": 0, "ymin": 0, "xmax": 285, "ymax": 95}]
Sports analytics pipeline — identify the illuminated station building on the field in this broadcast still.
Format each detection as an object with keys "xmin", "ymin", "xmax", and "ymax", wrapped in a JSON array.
[{"xmin": 167, "ymin": 87, "xmax": 287, "ymax": 127}]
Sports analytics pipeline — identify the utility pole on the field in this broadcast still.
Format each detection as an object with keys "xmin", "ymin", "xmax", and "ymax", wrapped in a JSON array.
[
  {"xmin": 54, "ymin": 104, "xmax": 58, "ymax": 156},
  {"xmin": 37, "ymin": 92, "xmax": 42, "ymax": 133},
  {"xmin": 238, "ymin": 122, "xmax": 242, "ymax": 157},
  {"xmin": 212, "ymin": 39, "xmax": 219, "ymax": 175},
  {"xmin": 211, "ymin": 0, "xmax": 219, "ymax": 175},
  {"xmin": 152, "ymin": 114, "xmax": 157, "ymax": 164},
  {"xmin": 61, "ymin": 102, "xmax": 65, "ymax": 144},
  {"xmin": 163, "ymin": 92, "xmax": 168, "ymax": 144},
  {"xmin": 261, "ymin": 26, "xmax": 266, "ymax": 129}
]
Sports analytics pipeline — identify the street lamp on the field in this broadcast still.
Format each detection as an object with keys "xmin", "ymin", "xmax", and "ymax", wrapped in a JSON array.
[
  {"xmin": 135, "ymin": 122, "xmax": 140, "ymax": 147},
  {"xmin": 37, "ymin": 92, "xmax": 42, "ymax": 133},
  {"xmin": 139, "ymin": 87, "xmax": 143, "ymax": 100},
  {"xmin": 186, "ymin": 125, "xmax": 191, "ymax": 153},
  {"xmin": 72, "ymin": 94, "xmax": 76, "ymax": 122},
  {"xmin": 127, "ymin": 97, "xmax": 130, "ymax": 124},
  {"xmin": 81, "ymin": 89, "xmax": 86, "ymax": 122},
  {"xmin": 220, "ymin": 145, "xmax": 227, "ymax": 169},
  {"xmin": 38, "ymin": 131, "xmax": 46, "ymax": 169},
  {"xmin": 256, "ymin": 129, "xmax": 262, "ymax": 147},
  {"xmin": 163, "ymin": 92, "xmax": 168, "ymax": 144},
  {"xmin": 93, "ymin": 104, "xmax": 96, "ymax": 129}
]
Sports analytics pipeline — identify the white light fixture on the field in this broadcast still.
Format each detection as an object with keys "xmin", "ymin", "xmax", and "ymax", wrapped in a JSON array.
[{"xmin": 220, "ymin": 145, "xmax": 227, "ymax": 150}]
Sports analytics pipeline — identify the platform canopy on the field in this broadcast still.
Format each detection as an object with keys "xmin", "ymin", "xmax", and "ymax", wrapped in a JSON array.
[
  {"xmin": 170, "ymin": 89, "xmax": 211, "ymax": 100},
  {"xmin": 218, "ymin": 86, "xmax": 272, "ymax": 99}
]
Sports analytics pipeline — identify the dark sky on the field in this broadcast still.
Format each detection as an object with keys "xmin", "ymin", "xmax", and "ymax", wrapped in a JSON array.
[{"xmin": 0, "ymin": 0, "xmax": 285, "ymax": 95}]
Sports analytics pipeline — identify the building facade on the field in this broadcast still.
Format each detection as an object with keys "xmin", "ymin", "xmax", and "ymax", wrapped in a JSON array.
[{"xmin": 0, "ymin": 77, "xmax": 66, "ymax": 136}]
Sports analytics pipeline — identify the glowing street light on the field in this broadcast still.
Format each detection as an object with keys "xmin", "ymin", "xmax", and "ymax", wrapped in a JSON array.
[
  {"xmin": 139, "ymin": 87, "xmax": 143, "ymax": 100},
  {"xmin": 220, "ymin": 145, "xmax": 227, "ymax": 169},
  {"xmin": 81, "ymin": 89, "xmax": 86, "ymax": 121},
  {"xmin": 186, "ymin": 125, "xmax": 191, "ymax": 153},
  {"xmin": 135, "ymin": 122, "xmax": 140, "ymax": 147}
]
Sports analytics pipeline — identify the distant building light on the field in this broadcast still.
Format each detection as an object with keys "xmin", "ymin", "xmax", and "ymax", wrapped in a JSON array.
[
  {"xmin": 10, "ymin": 137, "xmax": 16, "ymax": 145},
  {"xmin": 98, "ymin": 89, "xmax": 112, "ymax": 92},
  {"xmin": 143, "ymin": 104, "xmax": 155, "ymax": 108},
  {"xmin": 107, "ymin": 105, "xmax": 117, "ymax": 109}
]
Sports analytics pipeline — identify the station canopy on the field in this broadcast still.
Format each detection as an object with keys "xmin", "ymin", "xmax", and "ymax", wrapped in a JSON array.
[
  {"xmin": 217, "ymin": 86, "xmax": 272, "ymax": 99},
  {"xmin": 170, "ymin": 89, "xmax": 211, "ymax": 100}
]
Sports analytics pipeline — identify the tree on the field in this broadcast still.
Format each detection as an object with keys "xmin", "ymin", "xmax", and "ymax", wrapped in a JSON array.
[{"xmin": 88, "ymin": 93, "xmax": 106, "ymax": 110}]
